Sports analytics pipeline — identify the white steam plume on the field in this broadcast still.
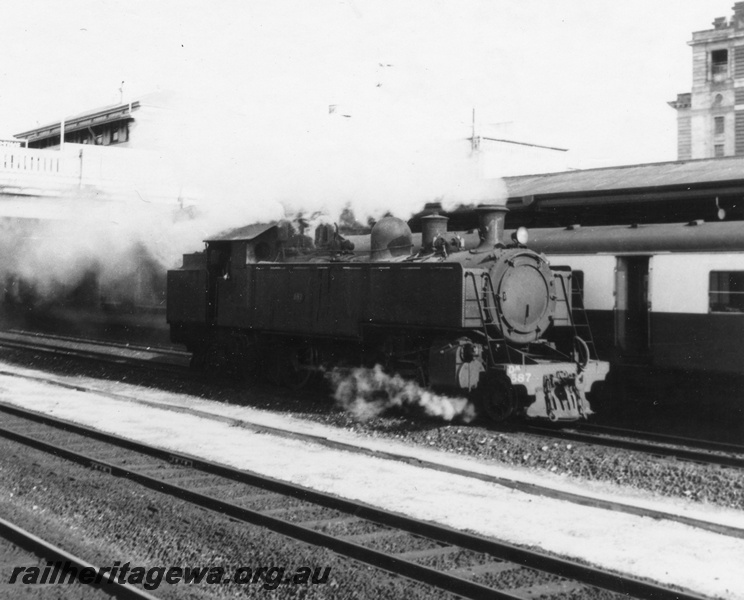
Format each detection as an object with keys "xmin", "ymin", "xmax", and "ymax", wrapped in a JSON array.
[
  {"xmin": 329, "ymin": 364, "xmax": 476, "ymax": 423},
  {"xmin": 2, "ymin": 75, "xmax": 509, "ymax": 307},
  {"xmin": 136, "ymin": 89, "xmax": 507, "ymax": 235}
]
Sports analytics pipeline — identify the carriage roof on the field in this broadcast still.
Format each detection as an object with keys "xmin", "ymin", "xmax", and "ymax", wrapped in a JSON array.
[{"xmin": 526, "ymin": 220, "xmax": 744, "ymax": 254}]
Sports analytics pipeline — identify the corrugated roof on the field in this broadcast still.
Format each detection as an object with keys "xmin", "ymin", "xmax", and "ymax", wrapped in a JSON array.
[{"xmin": 503, "ymin": 156, "xmax": 744, "ymax": 199}]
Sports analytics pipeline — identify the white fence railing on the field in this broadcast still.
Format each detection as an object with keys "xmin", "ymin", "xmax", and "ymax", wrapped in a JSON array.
[
  {"xmin": 2, "ymin": 147, "xmax": 64, "ymax": 174},
  {"xmin": 0, "ymin": 144, "xmax": 184, "ymax": 205}
]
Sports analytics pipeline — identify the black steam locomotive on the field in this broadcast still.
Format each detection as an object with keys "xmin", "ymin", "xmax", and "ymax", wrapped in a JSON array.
[{"xmin": 166, "ymin": 206, "xmax": 609, "ymax": 422}]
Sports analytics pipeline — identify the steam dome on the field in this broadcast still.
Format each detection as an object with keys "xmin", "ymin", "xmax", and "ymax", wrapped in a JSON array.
[{"xmin": 370, "ymin": 217, "xmax": 413, "ymax": 260}]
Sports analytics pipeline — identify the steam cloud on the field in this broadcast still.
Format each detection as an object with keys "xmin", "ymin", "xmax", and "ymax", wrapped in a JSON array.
[
  {"xmin": 329, "ymin": 364, "xmax": 477, "ymax": 423},
  {"xmin": 1, "ymin": 2, "xmax": 520, "ymax": 311},
  {"xmin": 1, "ymin": 74, "xmax": 509, "ymax": 310}
]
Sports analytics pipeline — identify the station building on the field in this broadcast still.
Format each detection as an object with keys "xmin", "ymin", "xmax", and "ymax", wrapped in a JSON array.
[
  {"xmin": 14, "ymin": 102, "xmax": 138, "ymax": 150},
  {"xmin": 669, "ymin": 2, "xmax": 744, "ymax": 159},
  {"xmin": 0, "ymin": 92, "xmax": 193, "ymax": 328},
  {"xmin": 0, "ymin": 91, "xmax": 191, "ymax": 217}
]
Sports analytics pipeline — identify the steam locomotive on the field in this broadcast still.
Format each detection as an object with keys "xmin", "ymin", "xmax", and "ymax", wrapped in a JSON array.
[{"xmin": 166, "ymin": 206, "xmax": 609, "ymax": 422}]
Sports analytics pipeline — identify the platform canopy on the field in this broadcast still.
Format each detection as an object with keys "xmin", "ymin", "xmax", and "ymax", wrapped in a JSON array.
[{"xmin": 411, "ymin": 156, "xmax": 744, "ymax": 230}]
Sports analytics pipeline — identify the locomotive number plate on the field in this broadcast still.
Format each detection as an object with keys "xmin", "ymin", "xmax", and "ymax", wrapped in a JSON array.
[{"xmin": 507, "ymin": 365, "xmax": 532, "ymax": 384}]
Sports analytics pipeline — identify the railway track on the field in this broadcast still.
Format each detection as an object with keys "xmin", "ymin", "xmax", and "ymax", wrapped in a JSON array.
[
  {"xmin": 0, "ymin": 515, "xmax": 158, "ymax": 599},
  {"xmin": 4, "ymin": 329, "xmax": 183, "ymax": 354},
  {"xmin": 3, "ymin": 324, "xmax": 743, "ymax": 475},
  {"xmin": 1, "ymin": 367, "xmax": 742, "ymax": 542},
  {"xmin": 0, "ymin": 402, "xmax": 709, "ymax": 600},
  {"xmin": 3, "ymin": 328, "xmax": 744, "ymax": 463},
  {"xmin": 0, "ymin": 349, "xmax": 743, "ymax": 542},
  {"xmin": 0, "ymin": 330, "xmax": 189, "ymax": 373},
  {"xmin": 525, "ymin": 422, "xmax": 744, "ymax": 470}
]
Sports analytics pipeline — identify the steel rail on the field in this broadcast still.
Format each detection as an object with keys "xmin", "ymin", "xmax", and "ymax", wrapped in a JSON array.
[
  {"xmin": 576, "ymin": 423, "xmax": 744, "ymax": 455},
  {"xmin": 0, "ymin": 516, "xmax": 159, "ymax": 600},
  {"xmin": 0, "ymin": 375, "xmax": 741, "ymax": 541},
  {"xmin": 6, "ymin": 329, "xmax": 187, "ymax": 357},
  {"xmin": 526, "ymin": 424, "xmax": 744, "ymax": 469},
  {"xmin": 0, "ymin": 335, "xmax": 187, "ymax": 373},
  {"xmin": 0, "ymin": 416, "xmax": 536, "ymax": 600},
  {"xmin": 0, "ymin": 402, "xmax": 709, "ymax": 600}
]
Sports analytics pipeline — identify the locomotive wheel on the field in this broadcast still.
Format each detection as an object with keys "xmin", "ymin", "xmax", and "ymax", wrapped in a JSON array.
[
  {"xmin": 585, "ymin": 381, "xmax": 606, "ymax": 414},
  {"xmin": 189, "ymin": 342, "xmax": 228, "ymax": 377},
  {"xmin": 204, "ymin": 342, "xmax": 229, "ymax": 373},
  {"xmin": 285, "ymin": 343, "xmax": 315, "ymax": 390},
  {"xmin": 476, "ymin": 373, "xmax": 517, "ymax": 423},
  {"xmin": 225, "ymin": 336, "xmax": 258, "ymax": 382},
  {"xmin": 266, "ymin": 342, "xmax": 316, "ymax": 390},
  {"xmin": 189, "ymin": 346, "xmax": 207, "ymax": 371}
]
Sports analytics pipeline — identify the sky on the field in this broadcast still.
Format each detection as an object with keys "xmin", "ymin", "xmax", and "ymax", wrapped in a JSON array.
[
  {"xmin": 0, "ymin": 1, "xmax": 734, "ymax": 161},
  {"xmin": 0, "ymin": 1, "xmax": 738, "ymax": 226}
]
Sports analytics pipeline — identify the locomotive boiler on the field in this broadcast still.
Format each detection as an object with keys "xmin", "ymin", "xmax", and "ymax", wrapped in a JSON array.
[{"xmin": 166, "ymin": 206, "xmax": 609, "ymax": 422}]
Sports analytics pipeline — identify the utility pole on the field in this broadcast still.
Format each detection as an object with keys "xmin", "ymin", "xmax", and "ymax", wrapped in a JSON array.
[{"xmin": 470, "ymin": 108, "xmax": 480, "ymax": 152}]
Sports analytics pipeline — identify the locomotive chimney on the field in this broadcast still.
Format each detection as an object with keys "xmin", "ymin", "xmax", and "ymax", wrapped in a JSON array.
[
  {"xmin": 420, "ymin": 214, "xmax": 449, "ymax": 252},
  {"xmin": 475, "ymin": 205, "xmax": 509, "ymax": 252}
]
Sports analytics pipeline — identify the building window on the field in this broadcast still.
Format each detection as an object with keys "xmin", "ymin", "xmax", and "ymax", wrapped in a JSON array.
[
  {"xmin": 109, "ymin": 123, "xmax": 129, "ymax": 145},
  {"xmin": 715, "ymin": 144, "xmax": 725, "ymax": 157},
  {"xmin": 715, "ymin": 116, "xmax": 725, "ymax": 134},
  {"xmin": 711, "ymin": 49, "xmax": 729, "ymax": 80},
  {"xmin": 710, "ymin": 271, "xmax": 744, "ymax": 312}
]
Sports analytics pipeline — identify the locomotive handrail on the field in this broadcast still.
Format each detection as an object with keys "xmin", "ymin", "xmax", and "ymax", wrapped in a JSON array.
[
  {"xmin": 573, "ymin": 335, "xmax": 590, "ymax": 370},
  {"xmin": 481, "ymin": 271, "xmax": 521, "ymax": 364},
  {"xmin": 555, "ymin": 272, "xmax": 598, "ymax": 361},
  {"xmin": 464, "ymin": 270, "xmax": 518, "ymax": 366},
  {"xmin": 467, "ymin": 268, "xmax": 584, "ymax": 368},
  {"xmin": 464, "ymin": 271, "xmax": 497, "ymax": 366}
]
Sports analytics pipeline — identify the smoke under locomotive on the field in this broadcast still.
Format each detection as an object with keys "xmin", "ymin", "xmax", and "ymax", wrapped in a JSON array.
[
  {"xmin": 2, "ymin": 239, "xmax": 168, "ymax": 344},
  {"xmin": 166, "ymin": 206, "xmax": 610, "ymax": 422}
]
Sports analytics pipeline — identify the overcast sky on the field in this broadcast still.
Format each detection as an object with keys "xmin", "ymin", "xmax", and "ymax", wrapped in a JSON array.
[{"xmin": 0, "ymin": 1, "xmax": 735, "ymax": 174}]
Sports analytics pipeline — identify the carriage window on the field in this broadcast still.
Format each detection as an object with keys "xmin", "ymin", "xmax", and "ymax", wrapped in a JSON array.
[{"xmin": 709, "ymin": 271, "xmax": 744, "ymax": 313}]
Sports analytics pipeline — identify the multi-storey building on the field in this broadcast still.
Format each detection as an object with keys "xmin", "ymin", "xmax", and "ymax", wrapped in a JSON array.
[{"xmin": 670, "ymin": 2, "xmax": 744, "ymax": 159}]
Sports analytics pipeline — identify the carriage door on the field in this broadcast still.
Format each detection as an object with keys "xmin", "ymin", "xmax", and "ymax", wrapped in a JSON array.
[{"xmin": 615, "ymin": 256, "xmax": 650, "ymax": 358}]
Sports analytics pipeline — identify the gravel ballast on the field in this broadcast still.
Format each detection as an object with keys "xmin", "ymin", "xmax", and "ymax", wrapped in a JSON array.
[
  {"xmin": 1, "ymin": 356, "xmax": 743, "ymax": 599},
  {"xmin": 2, "ymin": 347, "xmax": 742, "ymax": 512},
  {"xmin": 0, "ymin": 437, "xmax": 452, "ymax": 599}
]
